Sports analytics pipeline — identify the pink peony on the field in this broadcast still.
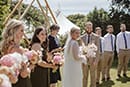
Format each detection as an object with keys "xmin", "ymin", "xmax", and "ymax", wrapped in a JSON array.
[
  {"xmin": 0, "ymin": 54, "xmax": 15, "ymax": 67},
  {"xmin": 53, "ymin": 52, "xmax": 64, "ymax": 65},
  {"xmin": 24, "ymin": 50, "xmax": 39, "ymax": 64},
  {"xmin": 53, "ymin": 55, "xmax": 62, "ymax": 64}
]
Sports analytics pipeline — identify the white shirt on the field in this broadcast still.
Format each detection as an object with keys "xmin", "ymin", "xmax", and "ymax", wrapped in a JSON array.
[
  {"xmin": 116, "ymin": 31, "xmax": 130, "ymax": 53},
  {"xmin": 100, "ymin": 37, "xmax": 104, "ymax": 53},
  {"xmin": 103, "ymin": 33, "xmax": 115, "ymax": 52}
]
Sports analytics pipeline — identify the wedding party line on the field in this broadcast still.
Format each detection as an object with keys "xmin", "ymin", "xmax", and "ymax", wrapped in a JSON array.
[{"xmin": 0, "ymin": 19, "xmax": 130, "ymax": 87}]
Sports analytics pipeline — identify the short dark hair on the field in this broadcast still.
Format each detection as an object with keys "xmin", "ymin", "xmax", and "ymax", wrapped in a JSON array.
[
  {"xmin": 50, "ymin": 24, "xmax": 60, "ymax": 31},
  {"xmin": 95, "ymin": 27, "xmax": 101, "ymax": 32}
]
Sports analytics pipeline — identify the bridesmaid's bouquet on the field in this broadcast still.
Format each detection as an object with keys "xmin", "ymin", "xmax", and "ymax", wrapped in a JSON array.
[
  {"xmin": 82, "ymin": 43, "xmax": 97, "ymax": 58},
  {"xmin": 0, "ymin": 52, "xmax": 25, "ymax": 71},
  {"xmin": 52, "ymin": 52, "xmax": 64, "ymax": 73},
  {"xmin": 0, "ymin": 52, "xmax": 27, "ymax": 83},
  {"xmin": 52, "ymin": 52, "xmax": 64, "ymax": 66},
  {"xmin": 24, "ymin": 50, "xmax": 41, "ymax": 65}
]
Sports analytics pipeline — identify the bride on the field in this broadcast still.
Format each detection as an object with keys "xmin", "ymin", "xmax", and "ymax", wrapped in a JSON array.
[{"xmin": 63, "ymin": 27, "xmax": 86, "ymax": 87}]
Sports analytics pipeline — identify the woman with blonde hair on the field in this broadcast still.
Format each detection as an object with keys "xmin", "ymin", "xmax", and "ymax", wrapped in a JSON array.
[
  {"xmin": 63, "ymin": 27, "xmax": 86, "ymax": 87},
  {"xmin": 0, "ymin": 19, "xmax": 32, "ymax": 87}
]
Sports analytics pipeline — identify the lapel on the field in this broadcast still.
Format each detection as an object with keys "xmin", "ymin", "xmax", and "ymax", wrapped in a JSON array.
[
  {"xmin": 82, "ymin": 34, "xmax": 87, "ymax": 45},
  {"xmin": 91, "ymin": 33, "xmax": 96, "ymax": 44}
]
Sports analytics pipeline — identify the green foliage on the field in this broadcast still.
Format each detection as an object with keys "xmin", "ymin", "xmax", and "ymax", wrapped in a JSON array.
[
  {"xmin": 59, "ymin": 34, "xmax": 67, "ymax": 47},
  {"xmin": 0, "ymin": 0, "xmax": 10, "ymax": 40},
  {"xmin": 87, "ymin": 7, "xmax": 110, "ymax": 35},
  {"xmin": 67, "ymin": 8, "xmax": 110, "ymax": 35},
  {"xmin": 67, "ymin": 14, "xmax": 87, "ymax": 34},
  {"xmin": 109, "ymin": 0, "xmax": 130, "ymax": 34},
  {"xmin": 10, "ymin": 1, "xmax": 45, "ymax": 28}
]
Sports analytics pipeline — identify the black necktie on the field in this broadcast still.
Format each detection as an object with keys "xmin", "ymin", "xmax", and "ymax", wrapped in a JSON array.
[
  {"xmin": 123, "ymin": 32, "xmax": 127, "ymax": 49},
  {"xmin": 88, "ymin": 34, "xmax": 90, "ymax": 44},
  {"xmin": 100, "ymin": 38, "xmax": 102, "ymax": 53},
  {"xmin": 110, "ymin": 35, "xmax": 114, "ymax": 51}
]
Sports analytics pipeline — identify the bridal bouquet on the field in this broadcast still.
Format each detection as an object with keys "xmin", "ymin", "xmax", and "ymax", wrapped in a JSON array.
[{"xmin": 82, "ymin": 43, "xmax": 97, "ymax": 58}]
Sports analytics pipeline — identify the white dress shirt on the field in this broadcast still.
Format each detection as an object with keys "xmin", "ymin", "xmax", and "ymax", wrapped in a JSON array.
[
  {"xmin": 100, "ymin": 37, "xmax": 104, "ymax": 53},
  {"xmin": 103, "ymin": 33, "xmax": 115, "ymax": 52},
  {"xmin": 116, "ymin": 31, "xmax": 130, "ymax": 53}
]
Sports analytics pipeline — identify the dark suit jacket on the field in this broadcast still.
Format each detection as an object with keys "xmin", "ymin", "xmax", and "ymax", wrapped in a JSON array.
[{"xmin": 48, "ymin": 35, "xmax": 60, "ymax": 52}]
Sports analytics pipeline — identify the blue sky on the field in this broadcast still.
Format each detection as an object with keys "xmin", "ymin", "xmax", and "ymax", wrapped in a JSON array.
[{"xmin": 23, "ymin": 0, "xmax": 111, "ymax": 16}]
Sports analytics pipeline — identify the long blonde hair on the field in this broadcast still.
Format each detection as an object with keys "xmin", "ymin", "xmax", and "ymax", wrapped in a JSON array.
[{"xmin": 0, "ymin": 19, "xmax": 24, "ymax": 55}]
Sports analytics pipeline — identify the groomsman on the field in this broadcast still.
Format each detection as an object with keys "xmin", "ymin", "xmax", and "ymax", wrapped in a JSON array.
[
  {"xmin": 102, "ymin": 25, "xmax": 115, "ymax": 81},
  {"xmin": 116, "ymin": 23, "xmax": 130, "ymax": 78},
  {"xmin": 81, "ymin": 21, "xmax": 100, "ymax": 87},
  {"xmin": 95, "ymin": 27, "xmax": 104, "ymax": 85}
]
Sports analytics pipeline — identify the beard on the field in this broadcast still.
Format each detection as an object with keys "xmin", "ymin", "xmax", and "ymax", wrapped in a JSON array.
[{"xmin": 86, "ymin": 31, "xmax": 92, "ymax": 34}]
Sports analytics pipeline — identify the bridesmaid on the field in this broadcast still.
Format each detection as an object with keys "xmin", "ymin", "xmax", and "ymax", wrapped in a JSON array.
[
  {"xmin": 0, "ymin": 19, "xmax": 32, "ymax": 87},
  {"xmin": 30, "ymin": 26, "xmax": 56, "ymax": 87},
  {"xmin": 48, "ymin": 24, "xmax": 61, "ymax": 87}
]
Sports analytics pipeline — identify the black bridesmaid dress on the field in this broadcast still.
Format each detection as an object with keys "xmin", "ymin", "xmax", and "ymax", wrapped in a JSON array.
[
  {"xmin": 12, "ymin": 76, "xmax": 32, "ymax": 87},
  {"xmin": 48, "ymin": 35, "xmax": 61, "ymax": 84},
  {"xmin": 30, "ymin": 48, "xmax": 50, "ymax": 87}
]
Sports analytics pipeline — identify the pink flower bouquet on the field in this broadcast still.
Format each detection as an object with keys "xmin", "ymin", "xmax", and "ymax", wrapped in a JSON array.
[
  {"xmin": 0, "ymin": 54, "xmax": 15, "ymax": 67},
  {"xmin": 53, "ymin": 52, "xmax": 64, "ymax": 66},
  {"xmin": 52, "ymin": 52, "xmax": 64, "ymax": 73},
  {"xmin": 24, "ymin": 50, "xmax": 40, "ymax": 65}
]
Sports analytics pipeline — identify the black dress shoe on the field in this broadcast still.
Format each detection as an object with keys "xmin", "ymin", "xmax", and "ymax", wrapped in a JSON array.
[
  {"xmin": 117, "ymin": 74, "xmax": 121, "ymax": 78},
  {"xmin": 96, "ymin": 82, "xmax": 99, "ymax": 85},
  {"xmin": 123, "ymin": 74, "xmax": 128, "ymax": 78},
  {"xmin": 102, "ymin": 78, "xmax": 105, "ymax": 81},
  {"xmin": 107, "ymin": 77, "xmax": 110, "ymax": 81}
]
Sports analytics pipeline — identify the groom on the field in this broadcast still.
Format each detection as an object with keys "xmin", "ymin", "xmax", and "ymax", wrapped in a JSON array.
[{"xmin": 81, "ymin": 21, "xmax": 100, "ymax": 87}]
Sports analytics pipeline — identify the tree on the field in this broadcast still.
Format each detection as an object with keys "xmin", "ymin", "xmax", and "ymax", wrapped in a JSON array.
[
  {"xmin": 87, "ymin": 7, "xmax": 110, "ymax": 35},
  {"xmin": 109, "ymin": 0, "xmax": 130, "ymax": 34},
  {"xmin": 10, "ymin": 1, "xmax": 45, "ymax": 29},
  {"xmin": 0, "ymin": 0, "xmax": 10, "ymax": 39},
  {"xmin": 67, "ymin": 14, "xmax": 87, "ymax": 34}
]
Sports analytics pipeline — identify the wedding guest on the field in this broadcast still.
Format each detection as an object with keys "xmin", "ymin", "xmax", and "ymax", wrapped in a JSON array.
[
  {"xmin": 48, "ymin": 24, "xmax": 61, "ymax": 87},
  {"xmin": 102, "ymin": 25, "xmax": 115, "ymax": 81},
  {"xmin": 116, "ymin": 23, "xmax": 130, "ymax": 78},
  {"xmin": 0, "ymin": 19, "xmax": 32, "ymax": 87},
  {"xmin": 95, "ymin": 27, "xmax": 104, "ymax": 84},
  {"xmin": 81, "ymin": 21, "xmax": 100, "ymax": 87},
  {"xmin": 30, "ymin": 26, "xmax": 56, "ymax": 87},
  {"xmin": 63, "ymin": 27, "xmax": 86, "ymax": 87}
]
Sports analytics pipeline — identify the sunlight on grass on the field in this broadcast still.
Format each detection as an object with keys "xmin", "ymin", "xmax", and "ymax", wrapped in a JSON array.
[{"xmin": 57, "ymin": 68, "xmax": 130, "ymax": 87}]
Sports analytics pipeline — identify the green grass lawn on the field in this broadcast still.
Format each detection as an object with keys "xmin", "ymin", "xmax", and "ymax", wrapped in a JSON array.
[
  {"xmin": 57, "ymin": 59, "xmax": 130, "ymax": 87},
  {"xmin": 58, "ymin": 68, "xmax": 130, "ymax": 87},
  {"xmin": 97, "ymin": 68, "xmax": 130, "ymax": 87}
]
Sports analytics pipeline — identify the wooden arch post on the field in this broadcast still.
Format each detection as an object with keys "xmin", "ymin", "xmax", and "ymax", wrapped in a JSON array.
[
  {"xmin": 44, "ymin": 0, "xmax": 57, "ymax": 24},
  {"xmin": 3, "ymin": 0, "xmax": 23, "ymax": 25}
]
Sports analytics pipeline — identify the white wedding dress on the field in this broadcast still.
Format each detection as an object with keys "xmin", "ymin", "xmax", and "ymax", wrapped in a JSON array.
[{"xmin": 63, "ymin": 39, "xmax": 85, "ymax": 87}]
